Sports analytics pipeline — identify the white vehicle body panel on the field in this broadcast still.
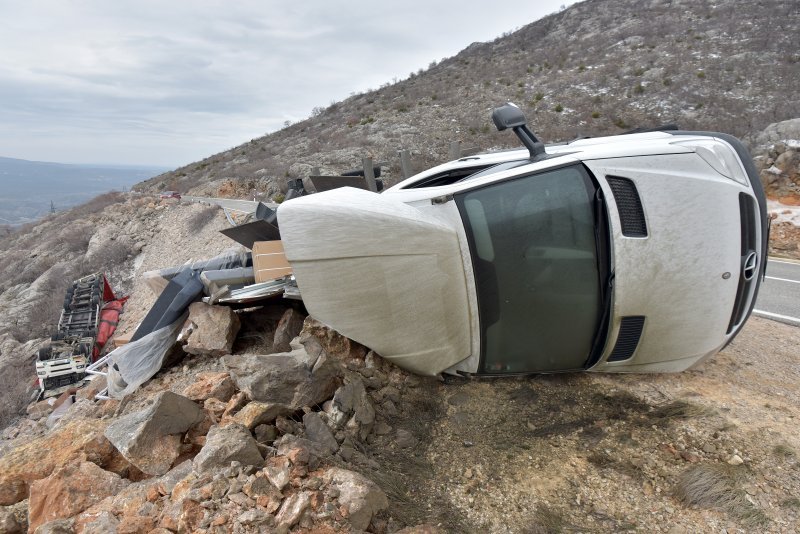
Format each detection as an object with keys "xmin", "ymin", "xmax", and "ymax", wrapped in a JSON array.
[
  {"xmin": 279, "ymin": 188, "xmax": 471, "ymax": 375},
  {"xmin": 585, "ymin": 154, "xmax": 747, "ymax": 372}
]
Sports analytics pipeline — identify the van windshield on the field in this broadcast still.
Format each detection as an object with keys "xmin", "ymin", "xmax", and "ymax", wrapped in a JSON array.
[{"xmin": 456, "ymin": 164, "xmax": 602, "ymax": 373}]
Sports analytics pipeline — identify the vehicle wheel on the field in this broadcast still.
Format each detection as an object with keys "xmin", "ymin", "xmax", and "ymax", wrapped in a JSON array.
[
  {"xmin": 91, "ymin": 295, "xmax": 100, "ymax": 306},
  {"xmin": 86, "ymin": 328, "xmax": 97, "ymax": 337}
]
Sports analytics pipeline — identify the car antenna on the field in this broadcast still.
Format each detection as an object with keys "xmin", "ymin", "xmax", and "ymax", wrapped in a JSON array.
[{"xmin": 491, "ymin": 102, "xmax": 546, "ymax": 159}]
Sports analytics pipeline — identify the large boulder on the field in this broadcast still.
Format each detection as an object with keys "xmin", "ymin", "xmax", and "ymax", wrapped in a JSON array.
[
  {"xmin": 0, "ymin": 419, "xmax": 120, "ymax": 506},
  {"xmin": 748, "ymin": 118, "xmax": 800, "ymax": 148},
  {"xmin": 323, "ymin": 468, "xmax": 388, "ymax": 531},
  {"xmin": 272, "ymin": 308, "xmax": 306, "ymax": 353},
  {"xmin": 223, "ymin": 348, "xmax": 342, "ymax": 410},
  {"xmin": 104, "ymin": 391, "xmax": 204, "ymax": 476},
  {"xmin": 27, "ymin": 461, "xmax": 129, "ymax": 532},
  {"xmin": 183, "ymin": 302, "xmax": 240, "ymax": 357},
  {"xmin": 193, "ymin": 424, "xmax": 263, "ymax": 473}
]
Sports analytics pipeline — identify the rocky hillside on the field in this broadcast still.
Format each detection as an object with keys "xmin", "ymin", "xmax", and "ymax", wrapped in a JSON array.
[{"xmin": 137, "ymin": 0, "xmax": 799, "ymax": 198}]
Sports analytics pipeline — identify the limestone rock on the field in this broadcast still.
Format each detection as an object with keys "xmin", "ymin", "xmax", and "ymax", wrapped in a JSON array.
[
  {"xmin": 26, "ymin": 400, "xmax": 53, "ymax": 421},
  {"xmin": 0, "ymin": 419, "xmax": 119, "ymax": 506},
  {"xmin": 76, "ymin": 512, "xmax": 119, "ymax": 534},
  {"xmin": 193, "ymin": 424, "xmax": 263, "ymax": 473},
  {"xmin": 275, "ymin": 491, "xmax": 310, "ymax": 529},
  {"xmin": 28, "ymin": 461, "xmax": 129, "ymax": 532},
  {"xmin": 32, "ymin": 519, "xmax": 74, "ymax": 534},
  {"xmin": 223, "ymin": 350, "xmax": 341, "ymax": 410},
  {"xmin": 263, "ymin": 456, "xmax": 292, "ymax": 491},
  {"xmin": 104, "ymin": 391, "xmax": 204, "ymax": 476},
  {"xmin": 323, "ymin": 467, "xmax": 388, "ymax": 531},
  {"xmin": 299, "ymin": 317, "xmax": 367, "ymax": 362},
  {"xmin": 231, "ymin": 401, "xmax": 292, "ymax": 430},
  {"xmin": 182, "ymin": 371, "xmax": 235, "ymax": 402},
  {"xmin": 272, "ymin": 308, "xmax": 306, "ymax": 353},
  {"xmin": 0, "ymin": 506, "xmax": 23, "ymax": 534},
  {"xmin": 330, "ymin": 378, "xmax": 375, "ymax": 439},
  {"xmin": 302, "ymin": 412, "xmax": 339, "ymax": 454},
  {"xmin": 183, "ymin": 302, "xmax": 240, "ymax": 357}
]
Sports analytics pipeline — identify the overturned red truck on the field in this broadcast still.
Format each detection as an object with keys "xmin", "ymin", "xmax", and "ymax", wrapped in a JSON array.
[{"xmin": 35, "ymin": 273, "xmax": 125, "ymax": 397}]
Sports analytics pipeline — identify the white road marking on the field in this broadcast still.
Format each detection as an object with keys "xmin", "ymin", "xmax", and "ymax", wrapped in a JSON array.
[
  {"xmin": 752, "ymin": 309, "xmax": 800, "ymax": 326},
  {"xmin": 765, "ymin": 276, "xmax": 800, "ymax": 284},
  {"xmin": 767, "ymin": 259, "xmax": 800, "ymax": 266}
]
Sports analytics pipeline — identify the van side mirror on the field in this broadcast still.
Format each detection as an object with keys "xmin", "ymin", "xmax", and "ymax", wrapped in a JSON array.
[
  {"xmin": 491, "ymin": 103, "xmax": 546, "ymax": 159},
  {"xmin": 491, "ymin": 103, "xmax": 528, "ymax": 131}
]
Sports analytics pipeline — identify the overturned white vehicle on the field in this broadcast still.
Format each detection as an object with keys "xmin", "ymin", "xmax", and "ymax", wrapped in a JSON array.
[{"xmin": 278, "ymin": 104, "xmax": 768, "ymax": 376}]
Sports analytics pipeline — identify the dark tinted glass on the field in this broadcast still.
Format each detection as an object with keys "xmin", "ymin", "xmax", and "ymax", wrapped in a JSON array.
[{"xmin": 458, "ymin": 165, "xmax": 600, "ymax": 372}]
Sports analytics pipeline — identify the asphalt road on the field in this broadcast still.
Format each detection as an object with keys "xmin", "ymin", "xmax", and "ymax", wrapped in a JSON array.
[
  {"xmin": 182, "ymin": 195, "xmax": 276, "ymax": 213},
  {"xmin": 754, "ymin": 258, "xmax": 800, "ymax": 326}
]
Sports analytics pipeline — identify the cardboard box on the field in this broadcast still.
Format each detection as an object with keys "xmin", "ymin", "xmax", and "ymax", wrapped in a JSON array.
[
  {"xmin": 112, "ymin": 331, "xmax": 133, "ymax": 348},
  {"xmin": 253, "ymin": 240, "xmax": 293, "ymax": 283}
]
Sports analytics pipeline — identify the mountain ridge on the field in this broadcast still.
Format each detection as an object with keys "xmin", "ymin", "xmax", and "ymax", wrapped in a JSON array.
[{"xmin": 137, "ymin": 0, "xmax": 799, "ymax": 198}]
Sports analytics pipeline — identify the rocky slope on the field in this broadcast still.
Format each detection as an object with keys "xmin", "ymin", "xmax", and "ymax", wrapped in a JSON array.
[{"xmin": 0, "ymin": 295, "xmax": 797, "ymax": 533}]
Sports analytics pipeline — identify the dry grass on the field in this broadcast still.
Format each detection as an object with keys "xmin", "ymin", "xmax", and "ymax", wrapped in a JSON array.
[
  {"xmin": 772, "ymin": 443, "xmax": 795, "ymax": 458},
  {"xmin": 675, "ymin": 464, "xmax": 767, "ymax": 526},
  {"xmin": 648, "ymin": 399, "xmax": 712, "ymax": 426}
]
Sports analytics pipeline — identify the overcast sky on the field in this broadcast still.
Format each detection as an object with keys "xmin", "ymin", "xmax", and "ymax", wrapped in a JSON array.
[{"xmin": 0, "ymin": 1, "xmax": 576, "ymax": 168}]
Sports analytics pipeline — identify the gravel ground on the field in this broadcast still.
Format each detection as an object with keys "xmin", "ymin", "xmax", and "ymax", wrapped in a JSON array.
[{"xmin": 383, "ymin": 317, "xmax": 800, "ymax": 533}]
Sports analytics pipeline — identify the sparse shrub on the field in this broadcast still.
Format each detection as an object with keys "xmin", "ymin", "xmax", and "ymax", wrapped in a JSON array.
[
  {"xmin": 649, "ymin": 400, "xmax": 710, "ymax": 426},
  {"xmin": 663, "ymin": 77, "xmax": 672, "ymax": 86},
  {"xmin": 554, "ymin": 104, "xmax": 563, "ymax": 112},
  {"xmin": 773, "ymin": 444, "xmax": 795, "ymax": 458},
  {"xmin": 697, "ymin": 70, "xmax": 706, "ymax": 78},
  {"xmin": 61, "ymin": 225, "xmax": 92, "ymax": 253},
  {"xmin": 534, "ymin": 92, "xmax": 544, "ymax": 101},
  {"xmin": 634, "ymin": 83, "xmax": 645, "ymax": 94},
  {"xmin": 633, "ymin": 67, "xmax": 646, "ymax": 76},
  {"xmin": 675, "ymin": 464, "xmax": 767, "ymax": 525},
  {"xmin": 187, "ymin": 205, "xmax": 219, "ymax": 229},
  {"xmin": 614, "ymin": 118, "xmax": 629, "ymax": 129},
  {"xmin": 360, "ymin": 116, "xmax": 375, "ymax": 125},
  {"xmin": 591, "ymin": 111, "xmax": 601, "ymax": 119},
  {"xmin": 396, "ymin": 104, "xmax": 409, "ymax": 113},
  {"xmin": 523, "ymin": 505, "xmax": 572, "ymax": 533},
  {"xmin": 578, "ymin": 64, "xmax": 586, "ymax": 72}
]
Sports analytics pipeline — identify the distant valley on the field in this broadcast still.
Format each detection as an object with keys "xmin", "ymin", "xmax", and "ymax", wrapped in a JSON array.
[{"xmin": 0, "ymin": 156, "xmax": 169, "ymax": 226}]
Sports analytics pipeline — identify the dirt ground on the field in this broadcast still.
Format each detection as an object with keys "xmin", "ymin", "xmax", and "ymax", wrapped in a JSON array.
[{"xmin": 373, "ymin": 317, "xmax": 800, "ymax": 533}]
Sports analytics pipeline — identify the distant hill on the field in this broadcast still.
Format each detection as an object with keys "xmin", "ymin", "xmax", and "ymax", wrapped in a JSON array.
[
  {"xmin": 0, "ymin": 156, "xmax": 168, "ymax": 225},
  {"xmin": 138, "ymin": 0, "xmax": 799, "ymax": 198}
]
